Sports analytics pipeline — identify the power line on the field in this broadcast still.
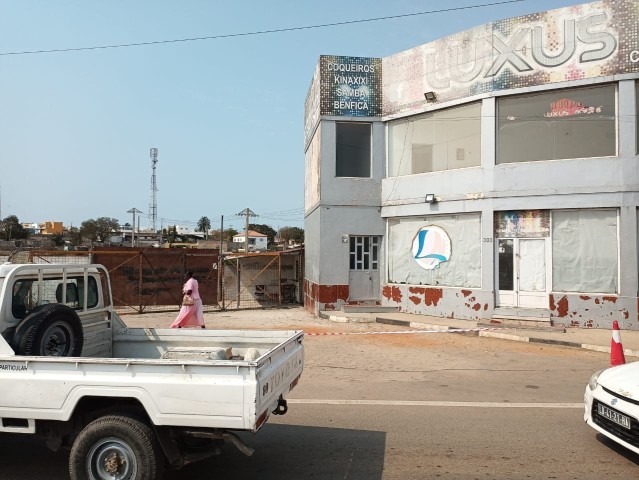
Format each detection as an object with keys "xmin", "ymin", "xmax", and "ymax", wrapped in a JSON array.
[{"xmin": 0, "ymin": 0, "xmax": 525, "ymax": 57}]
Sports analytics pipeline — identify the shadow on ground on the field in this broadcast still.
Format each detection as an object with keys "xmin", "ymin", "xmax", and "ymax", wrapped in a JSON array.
[
  {"xmin": 166, "ymin": 424, "xmax": 386, "ymax": 480},
  {"xmin": 0, "ymin": 424, "xmax": 386, "ymax": 480}
]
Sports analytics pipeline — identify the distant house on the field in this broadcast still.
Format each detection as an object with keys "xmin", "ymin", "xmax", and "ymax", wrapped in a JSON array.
[
  {"xmin": 233, "ymin": 230, "xmax": 268, "ymax": 251},
  {"xmin": 21, "ymin": 221, "xmax": 64, "ymax": 236},
  {"xmin": 41, "ymin": 221, "xmax": 63, "ymax": 235}
]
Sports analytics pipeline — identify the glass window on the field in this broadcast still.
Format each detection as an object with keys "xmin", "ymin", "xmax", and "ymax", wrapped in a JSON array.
[
  {"xmin": 11, "ymin": 275, "xmax": 99, "ymax": 318},
  {"xmin": 552, "ymin": 209, "xmax": 618, "ymax": 294},
  {"xmin": 388, "ymin": 103, "xmax": 481, "ymax": 176},
  {"xmin": 498, "ymin": 84, "xmax": 616, "ymax": 164},
  {"xmin": 336, "ymin": 122, "xmax": 371, "ymax": 177},
  {"xmin": 349, "ymin": 236, "xmax": 379, "ymax": 271}
]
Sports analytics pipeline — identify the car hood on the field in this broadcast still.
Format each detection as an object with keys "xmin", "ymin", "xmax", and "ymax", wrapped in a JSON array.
[{"xmin": 599, "ymin": 362, "xmax": 639, "ymax": 400}]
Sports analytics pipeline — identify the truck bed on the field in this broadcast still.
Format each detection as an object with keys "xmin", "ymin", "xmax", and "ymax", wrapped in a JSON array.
[{"xmin": 0, "ymin": 320, "xmax": 304, "ymax": 433}]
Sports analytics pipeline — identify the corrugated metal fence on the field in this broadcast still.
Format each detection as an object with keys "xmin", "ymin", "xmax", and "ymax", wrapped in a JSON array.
[{"xmin": 2, "ymin": 247, "xmax": 303, "ymax": 314}]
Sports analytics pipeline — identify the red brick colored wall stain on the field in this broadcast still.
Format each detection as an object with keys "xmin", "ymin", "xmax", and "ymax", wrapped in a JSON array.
[
  {"xmin": 556, "ymin": 296, "xmax": 569, "ymax": 317},
  {"xmin": 580, "ymin": 295, "xmax": 591, "ymax": 301},
  {"xmin": 382, "ymin": 285, "xmax": 404, "ymax": 303},
  {"xmin": 424, "ymin": 288, "xmax": 443, "ymax": 307},
  {"xmin": 549, "ymin": 294, "xmax": 556, "ymax": 312},
  {"xmin": 602, "ymin": 296, "xmax": 617, "ymax": 304},
  {"xmin": 461, "ymin": 290, "xmax": 472, "ymax": 297},
  {"xmin": 337, "ymin": 285, "xmax": 349, "ymax": 301},
  {"xmin": 409, "ymin": 295, "xmax": 422, "ymax": 305},
  {"xmin": 473, "ymin": 303, "xmax": 481, "ymax": 311},
  {"xmin": 408, "ymin": 286, "xmax": 425, "ymax": 305},
  {"xmin": 318, "ymin": 285, "xmax": 337, "ymax": 304}
]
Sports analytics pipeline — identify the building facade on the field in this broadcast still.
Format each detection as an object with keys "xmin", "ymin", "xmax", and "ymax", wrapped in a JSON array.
[
  {"xmin": 232, "ymin": 231, "xmax": 268, "ymax": 251},
  {"xmin": 304, "ymin": 0, "xmax": 639, "ymax": 329}
]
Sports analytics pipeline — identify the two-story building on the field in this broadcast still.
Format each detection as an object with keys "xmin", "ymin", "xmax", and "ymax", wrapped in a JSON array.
[
  {"xmin": 304, "ymin": 0, "xmax": 639, "ymax": 329},
  {"xmin": 233, "ymin": 230, "xmax": 268, "ymax": 252}
]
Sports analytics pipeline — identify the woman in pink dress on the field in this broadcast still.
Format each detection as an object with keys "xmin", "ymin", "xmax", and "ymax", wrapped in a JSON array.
[{"xmin": 170, "ymin": 271, "xmax": 206, "ymax": 328}]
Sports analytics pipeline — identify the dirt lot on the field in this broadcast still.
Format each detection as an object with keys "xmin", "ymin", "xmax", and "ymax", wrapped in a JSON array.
[{"xmin": 119, "ymin": 306, "xmax": 598, "ymax": 358}]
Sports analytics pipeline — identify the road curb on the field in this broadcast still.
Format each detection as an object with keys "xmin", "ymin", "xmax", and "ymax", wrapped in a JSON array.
[{"xmin": 376, "ymin": 316, "xmax": 639, "ymax": 357}]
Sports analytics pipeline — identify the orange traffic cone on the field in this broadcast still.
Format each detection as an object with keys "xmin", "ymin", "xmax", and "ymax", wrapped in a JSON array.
[{"xmin": 610, "ymin": 320, "xmax": 626, "ymax": 366}]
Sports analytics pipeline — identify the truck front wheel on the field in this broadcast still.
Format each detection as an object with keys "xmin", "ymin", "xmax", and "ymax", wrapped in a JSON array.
[{"xmin": 69, "ymin": 415, "xmax": 164, "ymax": 480}]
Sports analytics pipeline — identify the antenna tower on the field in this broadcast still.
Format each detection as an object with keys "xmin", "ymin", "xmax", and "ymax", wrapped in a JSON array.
[{"xmin": 149, "ymin": 148, "xmax": 159, "ymax": 232}]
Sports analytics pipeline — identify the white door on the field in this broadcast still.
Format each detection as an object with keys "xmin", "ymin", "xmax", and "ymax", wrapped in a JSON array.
[
  {"xmin": 496, "ymin": 238, "xmax": 548, "ymax": 308},
  {"xmin": 348, "ymin": 236, "xmax": 380, "ymax": 300}
]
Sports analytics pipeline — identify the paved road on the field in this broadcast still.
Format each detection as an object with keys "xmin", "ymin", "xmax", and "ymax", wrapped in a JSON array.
[{"xmin": 2, "ymin": 310, "xmax": 638, "ymax": 479}]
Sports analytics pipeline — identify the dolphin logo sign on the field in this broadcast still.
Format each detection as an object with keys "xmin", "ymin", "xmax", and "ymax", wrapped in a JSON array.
[{"xmin": 412, "ymin": 226, "xmax": 452, "ymax": 270}]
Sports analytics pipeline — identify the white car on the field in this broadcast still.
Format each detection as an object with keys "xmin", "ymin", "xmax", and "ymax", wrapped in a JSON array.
[{"xmin": 585, "ymin": 362, "xmax": 639, "ymax": 455}]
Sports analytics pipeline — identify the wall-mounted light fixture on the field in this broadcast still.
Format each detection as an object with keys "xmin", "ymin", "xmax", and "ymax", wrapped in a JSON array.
[
  {"xmin": 424, "ymin": 91, "xmax": 437, "ymax": 102},
  {"xmin": 425, "ymin": 194, "xmax": 436, "ymax": 203}
]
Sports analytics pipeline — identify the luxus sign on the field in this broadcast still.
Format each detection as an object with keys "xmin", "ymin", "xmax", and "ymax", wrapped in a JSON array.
[
  {"xmin": 382, "ymin": 0, "xmax": 639, "ymax": 115},
  {"xmin": 486, "ymin": 14, "xmax": 615, "ymax": 77},
  {"xmin": 425, "ymin": 12, "xmax": 618, "ymax": 89}
]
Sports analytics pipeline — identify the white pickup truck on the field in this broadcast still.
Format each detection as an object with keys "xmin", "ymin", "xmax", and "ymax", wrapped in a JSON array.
[{"xmin": 0, "ymin": 262, "xmax": 304, "ymax": 480}]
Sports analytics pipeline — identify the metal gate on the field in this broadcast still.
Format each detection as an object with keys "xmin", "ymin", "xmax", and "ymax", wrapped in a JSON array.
[
  {"xmin": 28, "ymin": 248, "xmax": 219, "ymax": 314},
  {"xmin": 221, "ymin": 250, "xmax": 303, "ymax": 310}
]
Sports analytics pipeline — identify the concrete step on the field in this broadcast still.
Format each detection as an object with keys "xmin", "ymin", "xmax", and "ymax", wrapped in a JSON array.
[
  {"xmin": 319, "ymin": 311, "xmax": 376, "ymax": 323},
  {"xmin": 493, "ymin": 307, "xmax": 550, "ymax": 318},
  {"xmin": 341, "ymin": 305, "xmax": 398, "ymax": 314},
  {"xmin": 482, "ymin": 316, "xmax": 566, "ymax": 332}
]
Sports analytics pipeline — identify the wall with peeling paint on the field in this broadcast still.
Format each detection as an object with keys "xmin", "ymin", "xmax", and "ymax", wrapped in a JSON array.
[
  {"xmin": 549, "ymin": 294, "xmax": 637, "ymax": 329},
  {"xmin": 381, "ymin": 285, "xmax": 493, "ymax": 321}
]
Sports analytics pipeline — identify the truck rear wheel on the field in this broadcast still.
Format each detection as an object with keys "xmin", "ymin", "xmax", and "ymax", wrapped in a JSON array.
[
  {"xmin": 22, "ymin": 304, "xmax": 83, "ymax": 357},
  {"xmin": 69, "ymin": 415, "xmax": 164, "ymax": 480}
]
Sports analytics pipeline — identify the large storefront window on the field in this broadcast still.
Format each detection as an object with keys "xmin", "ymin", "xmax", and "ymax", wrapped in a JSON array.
[
  {"xmin": 388, "ymin": 213, "xmax": 481, "ymax": 287},
  {"xmin": 552, "ymin": 209, "xmax": 618, "ymax": 294},
  {"xmin": 388, "ymin": 103, "xmax": 481, "ymax": 176},
  {"xmin": 498, "ymin": 84, "xmax": 616, "ymax": 164},
  {"xmin": 336, "ymin": 122, "xmax": 371, "ymax": 177}
]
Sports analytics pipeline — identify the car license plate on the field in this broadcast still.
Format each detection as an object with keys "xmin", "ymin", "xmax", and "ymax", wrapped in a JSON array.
[{"xmin": 598, "ymin": 404, "xmax": 632, "ymax": 430}]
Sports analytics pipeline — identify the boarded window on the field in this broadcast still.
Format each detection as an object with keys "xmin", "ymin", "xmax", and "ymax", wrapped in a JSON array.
[
  {"xmin": 336, "ymin": 122, "xmax": 371, "ymax": 177},
  {"xmin": 388, "ymin": 214, "xmax": 481, "ymax": 288},
  {"xmin": 552, "ymin": 209, "xmax": 618, "ymax": 294}
]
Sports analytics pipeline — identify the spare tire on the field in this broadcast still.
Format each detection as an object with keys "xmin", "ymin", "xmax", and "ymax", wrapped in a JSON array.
[{"xmin": 21, "ymin": 304, "xmax": 83, "ymax": 357}]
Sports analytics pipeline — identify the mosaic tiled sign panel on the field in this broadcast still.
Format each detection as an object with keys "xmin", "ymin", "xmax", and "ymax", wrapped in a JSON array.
[
  {"xmin": 494, "ymin": 210, "xmax": 551, "ymax": 238},
  {"xmin": 319, "ymin": 56, "xmax": 382, "ymax": 117},
  {"xmin": 383, "ymin": 0, "xmax": 639, "ymax": 117}
]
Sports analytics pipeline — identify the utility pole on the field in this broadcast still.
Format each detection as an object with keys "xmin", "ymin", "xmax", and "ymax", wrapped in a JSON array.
[
  {"xmin": 236, "ymin": 208, "xmax": 258, "ymax": 253},
  {"xmin": 127, "ymin": 208, "xmax": 143, "ymax": 247}
]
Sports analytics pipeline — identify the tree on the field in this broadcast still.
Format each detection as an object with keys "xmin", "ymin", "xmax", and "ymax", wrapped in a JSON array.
[
  {"xmin": 80, "ymin": 217, "xmax": 119, "ymax": 243},
  {"xmin": 1, "ymin": 215, "xmax": 29, "ymax": 241},
  {"xmin": 225, "ymin": 227, "xmax": 238, "ymax": 241},
  {"xmin": 51, "ymin": 232, "xmax": 65, "ymax": 246},
  {"xmin": 248, "ymin": 223, "xmax": 277, "ymax": 244},
  {"xmin": 197, "ymin": 216, "xmax": 211, "ymax": 237},
  {"xmin": 279, "ymin": 226, "xmax": 304, "ymax": 244},
  {"xmin": 67, "ymin": 227, "xmax": 83, "ymax": 246},
  {"xmin": 210, "ymin": 228, "xmax": 239, "ymax": 241},
  {"xmin": 167, "ymin": 225, "xmax": 178, "ymax": 244}
]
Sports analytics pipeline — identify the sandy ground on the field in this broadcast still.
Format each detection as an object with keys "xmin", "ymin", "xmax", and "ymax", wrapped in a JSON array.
[{"xmin": 118, "ymin": 306, "xmax": 601, "ymax": 358}]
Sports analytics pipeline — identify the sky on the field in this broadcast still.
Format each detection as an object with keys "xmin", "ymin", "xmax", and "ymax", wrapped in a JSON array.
[{"xmin": 0, "ymin": 0, "xmax": 582, "ymax": 233}]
